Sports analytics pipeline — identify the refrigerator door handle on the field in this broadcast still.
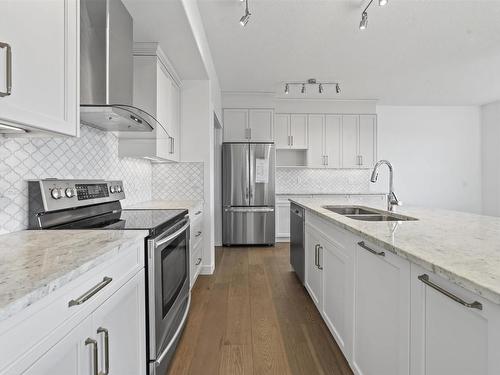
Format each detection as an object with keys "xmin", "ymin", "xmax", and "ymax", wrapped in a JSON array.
[{"xmin": 224, "ymin": 207, "xmax": 275, "ymax": 213}]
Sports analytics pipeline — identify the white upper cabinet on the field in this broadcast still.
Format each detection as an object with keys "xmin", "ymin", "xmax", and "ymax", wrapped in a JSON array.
[
  {"xmin": 307, "ymin": 115, "xmax": 325, "ymax": 167},
  {"xmin": 275, "ymin": 113, "xmax": 308, "ymax": 149},
  {"xmin": 119, "ymin": 44, "xmax": 181, "ymax": 162},
  {"xmin": 342, "ymin": 115, "xmax": 360, "ymax": 168},
  {"xmin": 289, "ymin": 114, "xmax": 308, "ymax": 148},
  {"xmin": 359, "ymin": 115, "xmax": 376, "ymax": 168},
  {"xmin": 307, "ymin": 114, "xmax": 341, "ymax": 168},
  {"xmin": 0, "ymin": 0, "xmax": 79, "ymax": 136},
  {"xmin": 223, "ymin": 108, "xmax": 273, "ymax": 142},
  {"xmin": 342, "ymin": 114, "xmax": 377, "ymax": 169},
  {"xmin": 410, "ymin": 264, "xmax": 500, "ymax": 375},
  {"xmin": 249, "ymin": 109, "xmax": 274, "ymax": 141},
  {"xmin": 274, "ymin": 114, "xmax": 290, "ymax": 148},
  {"xmin": 353, "ymin": 240, "xmax": 410, "ymax": 375}
]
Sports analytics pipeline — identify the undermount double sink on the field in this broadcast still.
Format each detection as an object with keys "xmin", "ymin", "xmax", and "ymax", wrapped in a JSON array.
[{"xmin": 322, "ymin": 205, "xmax": 418, "ymax": 222}]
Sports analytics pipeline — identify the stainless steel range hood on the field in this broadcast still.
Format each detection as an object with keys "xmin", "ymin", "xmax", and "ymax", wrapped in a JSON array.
[{"xmin": 80, "ymin": 0, "xmax": 160, "ymax": 133}]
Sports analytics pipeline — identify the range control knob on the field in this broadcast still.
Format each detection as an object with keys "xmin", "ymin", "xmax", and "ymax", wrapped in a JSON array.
[
  {"xmin": 65, "ymin": 188, "xmax": 76, "ymax": 198},
  {"xmin": 51, "ymin": 188, "xmax": 62, "ymax": 200},
  {"xmin": 110, "ymin": 186, "xmax": 116, "ymax": 194},
  {"xmin": 117, "ymin": 186, "xmax": 122, "ymax": 193}
]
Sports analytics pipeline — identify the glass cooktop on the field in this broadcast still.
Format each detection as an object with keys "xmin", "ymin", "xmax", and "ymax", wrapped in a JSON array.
[{"xmin": 51, "ymin": 208, "xmax": 188, "ymax": 235}]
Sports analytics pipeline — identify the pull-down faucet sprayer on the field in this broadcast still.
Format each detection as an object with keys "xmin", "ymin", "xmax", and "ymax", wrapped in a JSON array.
[{"xmin": 370, "ymin": 160, "xmax": 402, "ymax": 212}]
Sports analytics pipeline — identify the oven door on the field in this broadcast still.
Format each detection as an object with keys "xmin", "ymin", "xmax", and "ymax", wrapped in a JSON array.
[{"xmin": 148, "ymin": 217, "xmax": 190, "ymax": 371}]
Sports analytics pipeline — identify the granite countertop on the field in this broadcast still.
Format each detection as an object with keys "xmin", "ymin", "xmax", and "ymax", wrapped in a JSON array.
[
  {"xmin": 276, "ymin": 192, "xmax": 386, "ymax": 196},
  {"xmin": 291, "ymin": 198, "xmax": 500, "ymax": 305},
  {"xmin": 125, "ymin": 200, "xmax": 203, "ymax": 212},
  {"xmin": 0, "ymin": 229, "xmax": 148, "ymax": 322}
]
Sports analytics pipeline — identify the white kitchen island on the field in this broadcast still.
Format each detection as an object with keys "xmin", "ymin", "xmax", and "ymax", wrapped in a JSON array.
[{"xmin": 291, "ymin": 198, "xmax": 500, "ymax": 375}]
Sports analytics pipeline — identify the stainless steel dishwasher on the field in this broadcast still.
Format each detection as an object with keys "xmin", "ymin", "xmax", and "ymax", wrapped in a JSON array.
[{"xmin": 290, "ymin": 202, "xmax": 305, "ymax": 284}]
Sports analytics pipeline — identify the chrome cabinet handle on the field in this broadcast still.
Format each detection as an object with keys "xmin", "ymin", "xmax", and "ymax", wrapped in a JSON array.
[
  {"xmin": 195, "ymin": 257, "xmax": 202, "ymax": 265},
  {"xmin": 291, "ymin": 135, "xmax": 294, "ymax": 146},
  {"xmin": 287, "ymin": 135, "xmax": 290, "ymax": 146},
  {"xmin": 314, "ymin": 244, "xmax": 319, "ymax": 267},
  {"xmin": 325, "ymin": 155, "xmax": 329, "ymax": 166},
  {"xmin": 68, "ymin": 277, "xmax": 112, "ymax": 307},
  {"xmin": 317, "ymin": 246, "xmax": 323, "ymax": 270},
  {"xmin": 418, "ymin": 274, "xmax": 483, "ymax": 310},
  {"xmin": 360, "ymin": 155, "xmax": 363, "ymax": 165},
  {"xmin": 85, "ymin": 338, "xmax": 99, "ymax": 375},
  {"xmin": 0, "ymin": 42, "xmax": 12, "ymax": 97},
  {"xmin": 194, "ymin": 210, "xmax": 202, "ymax": 216},
  {"xmin": 245, "ymin": 187, "xmax": 249, "ymax": 199},
  {"xmin": 169, "ymin": 137, "xmax": 175, "ymax": 154},
  {"xmin": 97, "ymin": 328, "xmax": 110, "ymax": 374},
  {"xmin": 357, "ymin": 241, "xmax": 385, "ymax": 257},
  {"xmin": 195, "ymin": 231, "xmax": 202, "ymax": 237}
]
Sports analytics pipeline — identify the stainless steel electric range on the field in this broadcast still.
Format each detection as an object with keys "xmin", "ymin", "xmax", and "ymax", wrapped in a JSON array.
[{"xmin": 28, "ymin": 179, "xmax": 190, "ymax": 375}]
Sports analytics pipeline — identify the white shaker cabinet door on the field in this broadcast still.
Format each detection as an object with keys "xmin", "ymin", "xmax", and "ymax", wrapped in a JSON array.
[
  {"xmin": 276, "ymin": 201, "xmax": 291, "ymax": 238},
  {"xmin": 358, "ymin": 115, "xmax": 376, "ymax": 168},
  {"xmin": 21, "ymin": 317, "xmax": 92, "ymax": 375},
  {"xmin": 289, "ymin": 114, "xmax": 308, "ymax": 149},
  {"xmin": 275, "ymin": 114, "xmax": 290, "ymax": 149},
  {"xmin": 321, "ymin": 235, "xmax": 354, "ymax": 360},
  {"xmin": 307, "ymin": 115, "xmax": 325, "ymax": 168},
  {"xmin": 91, "ymin": 270, "xmax": 147, "ymax": 375},
  {"xmin": 353, "ymin": 240, "xmax": 410, "ymax": 375},
  {"xmin": 249, "ymin": 109, "xmax": 273, "ymax": 141},
  {"xmin": 305, "ymin": 226, "xmax": 323, "ymax": 308},
  {"xmin": 0, "ymin": 0, "xmax": 79, "ymax": 136},
  {"xmin": 324, "ymin": 115, "xmax": 342, "ymax": 168},
  {"xmin": 410, "ymin": 264, "xmax": 500, "ymax": 375},
  {"xmin": 341, "ymin": 115, "xmax": 359, "ymax": 168},
  {"xmin": 223, "ymin": 109, "xmax": 249, "ymax": 141}
]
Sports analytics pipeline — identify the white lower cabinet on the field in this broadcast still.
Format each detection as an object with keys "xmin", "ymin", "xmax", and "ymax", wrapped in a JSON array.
[
  {"xmin": 190, "ymin": 208, "xmax": 204, "ymax": 287},
  {"xmin": 305, "ymin": 226, "xmax": 323, "ymax": 306},
  {"xmin": 353, "ymin": 240, "xmax": 410, "ymax": 375},
  {"xmin": 91, "ymin": 270, "xmax": 146, "ymax": 375},
  {"xmin": 276, "ymin": 201, "xmax": 291, "ymax": 239},
  {"xmin": 22, "ymin": 317, "xmax": 92, "ymax": 375},
  {"xmin": 410, "ymin": 264, "xmax": 500, "ymax": 375}
]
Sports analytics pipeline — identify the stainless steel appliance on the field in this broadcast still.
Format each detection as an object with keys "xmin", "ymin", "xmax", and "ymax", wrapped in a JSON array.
[
  {"xmin": 290, "ymin": 202, "xmax": 305, "ymax": 283},
  {"xmin": 80, "ymin": 0, "xmax": 164, "ymax": 133},
  {"xmin": 28, "ymin": 179, "xmax": 190, "ymax": 375},
  {"xmin": 222, "ymin": 142, "xmax": 275, "ymax": 245}
]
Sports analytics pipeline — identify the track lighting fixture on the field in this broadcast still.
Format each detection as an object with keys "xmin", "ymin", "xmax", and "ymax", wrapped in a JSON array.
[
  {"xmin": 359, "ymin": 12, "xmax": 368, "ymax": 30},
  {"xmin": 359, "ymin": 0, "xmax": 387, "ymax": 30},
  {"xmin": 282, "ymin": 79, "xmax": 341, "ymax": 96},
  {"xmin": 239, "ymin": 0, "xmax": 251, "ymax": 27}
]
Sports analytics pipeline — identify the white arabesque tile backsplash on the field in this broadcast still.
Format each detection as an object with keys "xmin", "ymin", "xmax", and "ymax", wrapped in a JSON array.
[
  {"xmin": 0, "ymin": 125, "xmax": 152, "ymax": 234},
  {"xmin": 276, "ymin": 168, "xmax": 372, "ymax": 194},
  {"xmin": 152, "ymin": 162, "xmax": 204, "ymax": 201}
]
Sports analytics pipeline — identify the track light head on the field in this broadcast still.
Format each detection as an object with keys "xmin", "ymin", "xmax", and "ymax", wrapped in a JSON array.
[
  {"xmin": 318, "ymin": 84, "xmax": 323, "ymax": 94},
  {"xmin": 359, "ymin": 12, "xmax": 368, "ymax": 30},
  {"xmin": 240, "ymin": 13, "xmax": 250, "ymax": 26},
  {"xmin": 336, "ymin": 83, "xmax": 341, "ymax": 94},
  {"xmin": 379, "ymin": 0, "xmax": 388, "ymax": 6},
  {"xmin": 285, "ymin": 84, "xmax": 289, "ymax": 95},
  {"xmin": 301, "ymin": 84, "xmax": 306, "ymax": 94}
]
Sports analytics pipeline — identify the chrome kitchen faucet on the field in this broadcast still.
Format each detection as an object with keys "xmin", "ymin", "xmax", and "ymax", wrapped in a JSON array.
[{"xmin": 370, "ymin": 160, "xmax": 402, "ymax": 212}]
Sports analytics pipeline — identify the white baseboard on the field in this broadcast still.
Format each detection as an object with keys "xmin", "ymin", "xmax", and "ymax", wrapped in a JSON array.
[
  {"xmin": 200, "ymin": 263, "xmax": 215, "ymax": 275},
  {"xmin": 276, "ymin": 237, "xmax": 290, "ymax": 243}
]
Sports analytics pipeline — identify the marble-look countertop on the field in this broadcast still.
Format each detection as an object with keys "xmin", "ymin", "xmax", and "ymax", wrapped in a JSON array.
[
  {"xmin": 125, "ymin": 200, "xmax": 203, "ymax": 213},
  {"xmin": 0, "ymin": 230, "xmax": 148, "ymax": 322},
  {"xmin": 276, "ymin": 192, "xmax": 386, "ymax": 196},
  {"xmin": 291, "ymin": 198, "xmax": 500, "ymax": 305}
]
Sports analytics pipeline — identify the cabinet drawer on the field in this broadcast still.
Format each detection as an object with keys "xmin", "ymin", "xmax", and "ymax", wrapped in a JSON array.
[
  {"xmin": 190, "ymin": 240, "xmax": 203, "ymax": 286},
  {"xmin": 0, "ymin": 241, "xmax": 144, "ymax": 373}
]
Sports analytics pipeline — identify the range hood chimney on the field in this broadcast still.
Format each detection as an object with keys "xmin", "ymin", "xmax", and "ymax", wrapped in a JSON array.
[{"xmin": 80, "ymin": 0, "xmax": 161, "ymax": 133}]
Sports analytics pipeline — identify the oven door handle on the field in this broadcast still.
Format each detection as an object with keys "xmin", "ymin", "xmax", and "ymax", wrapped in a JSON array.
[
  {"xmin": 155, "ymin": 294, "xmax": 191, "ymax": 365},
  {"xmin": 155, "ymin": 220, "xmax": 190, "ymax": 248}
]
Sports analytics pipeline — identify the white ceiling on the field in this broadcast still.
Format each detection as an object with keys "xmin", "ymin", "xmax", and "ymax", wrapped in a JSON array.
[
  {"xmin": 198, "ymin": 0, "xmax": 500, "ymax": 105},
  {"xmin": 123, "ymin": 0, "xmax": 208, "ymax": 80}
]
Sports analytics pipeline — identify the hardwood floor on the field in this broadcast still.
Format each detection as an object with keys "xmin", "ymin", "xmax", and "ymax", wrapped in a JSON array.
[{"xmin": 168, "ymin": 243, "xmax": 353, "ymax": 375}]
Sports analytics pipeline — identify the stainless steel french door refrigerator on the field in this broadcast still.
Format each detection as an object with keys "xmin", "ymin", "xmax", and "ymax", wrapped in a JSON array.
[{"xmin": 222, "ymin": 142, "xmax": 275, "ymax": 245}]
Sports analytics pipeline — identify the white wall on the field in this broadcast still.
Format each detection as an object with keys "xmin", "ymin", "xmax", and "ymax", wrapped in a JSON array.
[
  {"xmin": 374, "ymin": 106, "xmax": 482, "ymax": 213},
  {"xmin": 481, "ymin": 101, "xmax": 500, "ymax": 216}
]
